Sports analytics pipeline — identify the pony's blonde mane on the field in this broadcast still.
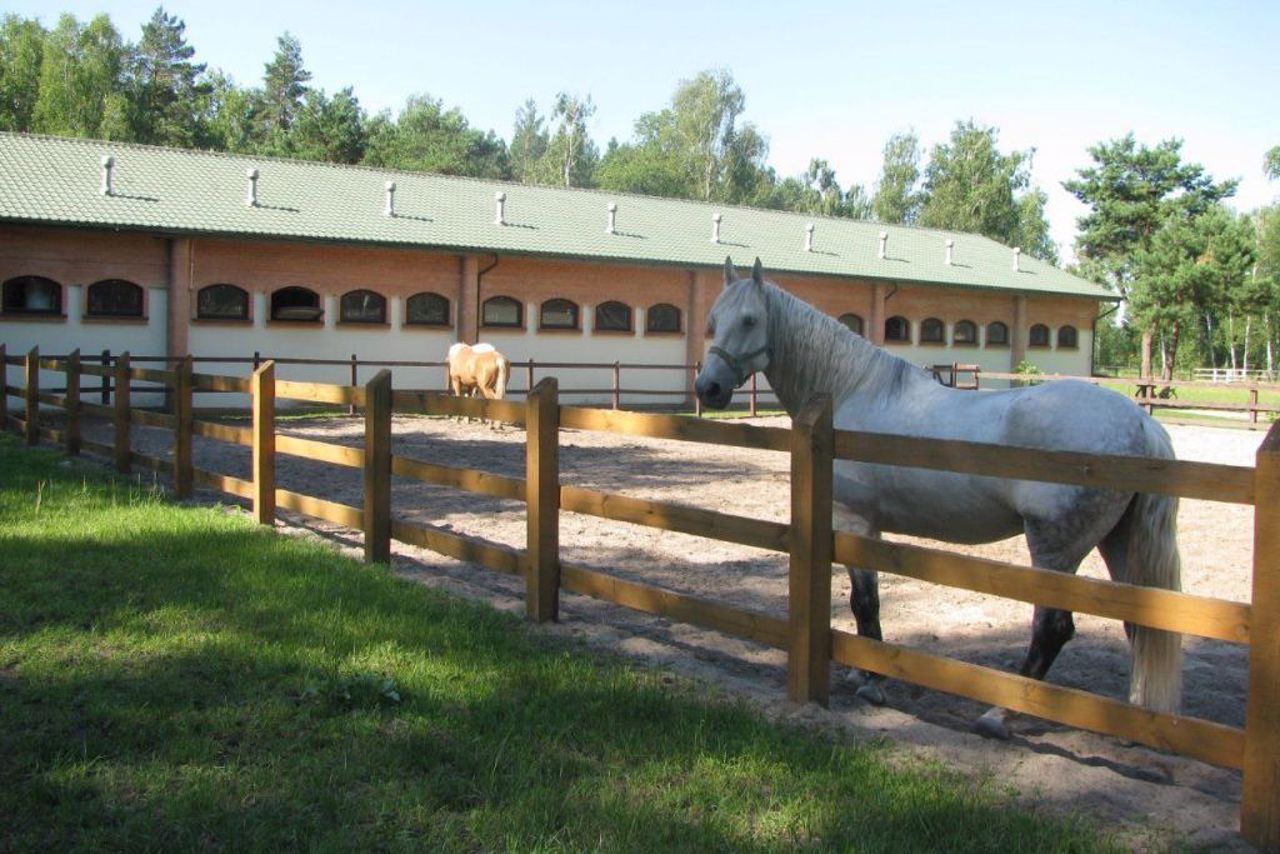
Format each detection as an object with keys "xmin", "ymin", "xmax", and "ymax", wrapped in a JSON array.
[{"xmin": 760, "ymin": 281, "xmax": 923, "ymax": 415}]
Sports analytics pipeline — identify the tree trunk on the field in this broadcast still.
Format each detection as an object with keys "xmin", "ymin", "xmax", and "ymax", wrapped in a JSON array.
[
  {"xmin": 1205, "ymin": 312, "xmax": 1217, "ymax": 369},
  {"xmin": 1161, "ymin": 321, "xmax": 1181, "ymax": 383},
  {"xmin": 1141, "ymin": 328, "xmax": 1153, "ymax": 379},
  {"xmin": 1267, "ymin": 311, "xmax": 1275, "ymax": 379},
  {"xmin": 1228, "ymin": 310, "xmax": 1238, "ymax": 371},
  {"xmin": 1244, "ymin": 315, "xmax": 1253, "ymax": 374}
]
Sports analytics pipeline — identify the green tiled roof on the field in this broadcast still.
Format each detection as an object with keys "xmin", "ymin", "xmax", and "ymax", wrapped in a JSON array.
[{"xmin": 0, "ymin": 132, "xmax": 1110, "ymax": 299}]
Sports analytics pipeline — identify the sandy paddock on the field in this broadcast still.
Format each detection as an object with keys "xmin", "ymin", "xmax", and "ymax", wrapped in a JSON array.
[{"xmin": 89, "ymin": 413, "xmax": 1261, "ymax": 849}]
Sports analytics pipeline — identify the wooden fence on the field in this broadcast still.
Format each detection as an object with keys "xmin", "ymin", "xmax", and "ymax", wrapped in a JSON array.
[{"xmin": 3, "ymin": 343, "xmax": 1279, "ymax": 850}]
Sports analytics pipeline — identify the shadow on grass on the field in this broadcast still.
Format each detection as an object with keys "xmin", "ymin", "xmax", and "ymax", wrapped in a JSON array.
[{"xmin": 0, "ymin": 438, "xmax": 1114, "ymax": 852}]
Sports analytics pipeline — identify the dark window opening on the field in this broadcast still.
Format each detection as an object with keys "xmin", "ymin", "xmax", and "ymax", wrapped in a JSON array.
[
  {"xmin": 540, "ymin": 298, "xmax": 579, "ymax": 330},
  {"xmin": 1030, "ymin": 324, "xmax": 1050, "ymax": 347},
  {"xmin": 986, "ymin": 321, "xmax": 1009, "ymax": 346},
  {"xmin": 646, "ymin": 303, "xmax": 681, "ymax": 333},
  {"xmin": 482, "ymin": 295, "xmax": 523, "ymax": 328},
  {"xmin": 885, "ymin": 315, "xmax": 910, "ymax": 342},
  {"xmin": 2, "ymin": 275, "xmax": 61, "ymax": 315},
  {"xmin": 340, "ymin": 289, "xmax": 386, "ymax": 324},
  {"xmin": 953, "ymin": 320, "xmax": 978, "ymax": 344},
  {"xmin": 595, "ymin": 301, "xmax": 632, "ymax": 332},
  {"xmin": 1058, "ymin": 325, "xmax": 1078, "ymax": 348},
  {"xmin": 920, "ymin": 317, "xmax": 945, "ymax": 343},
  {"xmin": 837, "ymin": 313, "xmax": 864, "ymax": 336},
  {"xmin": 406, "ymin": 292, "xmax": 450, "ymax": 326},
  {"xmin": 87, "ymin": 279, "xmax": 144, "ymax": 317},
  {"xmin": 197, "ymin": 284, "xmax": 249, "ymax": 320},
  {"xmin": 271, "ymin": 286, "xmax": 322, "ymax": 322}
]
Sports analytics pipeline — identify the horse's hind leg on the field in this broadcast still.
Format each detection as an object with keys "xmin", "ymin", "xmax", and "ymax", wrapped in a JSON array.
[
  {"xmin": 846, "ymin": 566, "xmax": 888, "ymax": 705},
  {"xmin": 975, "ymin": 517, "xmax": 1090, "ymax": 740},
  {"xmin": 834, "ymin": 505, "xmax": 888, "ymax": 705}
]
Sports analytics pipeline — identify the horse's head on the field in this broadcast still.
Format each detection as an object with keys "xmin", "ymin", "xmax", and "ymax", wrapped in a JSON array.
[{"xmin": 695, "ymin": 257, "xmax": 771, "ymax": 409}]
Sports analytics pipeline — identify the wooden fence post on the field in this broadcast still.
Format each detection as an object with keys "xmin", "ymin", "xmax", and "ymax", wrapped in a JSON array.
[
  {"xmin": 788, "ymin": 393, "xmax": 833, "ymax": 706},
  {"xmin": 101, "ymin": 349, "xmax": 110, "ymax": 405},
  {"xmin": 113, "ymin": 352, "xmax": 130, "ymax": 471},
  {"xmin": 349, "ymin": 353, "xmax": 358, "ymax": 417},
  {"xmin": 612, "ymin": 361, "xmax": 621, "ymax": 410},
  {"xmin": 526, "ymin": 359, "xmax": 535, "ymax": 397},
  {"xmin": 1243, "ymin": 420, "xmax": 1280, "ymax": 849},
  {"xmin": 173, "ymin": 356, "xmax": 193, "ymax": 498},
  {"xmin": 1250, "ymin": 386, "xmax": 1260, "ymax": 426},
  {"xmin": 252, "ymin": 360, "xmax": 275, "ymax": 525},
  {"xmin": 24, "ymin": 346, "xmax": 38, "ymax": 446},
  {"xmin": 525, "ymin": 377, "xmax": 560, "ymax": 622},
  {"xmin": 363, "ymin": 369, "xmax": 392, "ymax": 563},
  {"xmin": 694, "ymin": 361, "xmax": 703, "ymax": 417},
  {"xmin": 66, "ymin": 349, "xmax": 80, "ymax": 455}
]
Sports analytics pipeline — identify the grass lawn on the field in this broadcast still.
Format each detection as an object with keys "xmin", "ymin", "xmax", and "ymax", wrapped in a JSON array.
[{"xmin": 0, "ymin": 433, "xmax": 1119, "ymax": 851}]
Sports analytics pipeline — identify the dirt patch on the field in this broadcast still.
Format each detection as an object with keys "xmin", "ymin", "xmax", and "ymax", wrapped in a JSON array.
[{"xmin": 90, "ymin": 414, "xmax": 1259, "ymax": 850}]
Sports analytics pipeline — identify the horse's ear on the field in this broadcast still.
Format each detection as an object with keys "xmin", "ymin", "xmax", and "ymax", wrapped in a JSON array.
[
  {"xmin": 751, "ymin": 257, "xmax": 764, "ymax": 286},
  {"xmin": 723, "ymin": 256, "xmax": 738, "ymax": 287}
]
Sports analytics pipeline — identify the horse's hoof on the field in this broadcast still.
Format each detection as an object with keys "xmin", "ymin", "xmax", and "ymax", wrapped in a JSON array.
[
  {"xmin": 855, "ymin": 683, "xmax": 886, "ymax": 706},
  {"xmin": 973, "ymin": 715, "xmax": 1010, "ymax": 741}
]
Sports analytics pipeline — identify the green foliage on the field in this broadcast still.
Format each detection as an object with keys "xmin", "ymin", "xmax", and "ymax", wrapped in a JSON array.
[
  {"xmin": 364, "ymin": 93, "xmax": 510, "ymax": 178},
  {"xmin": 258, "ymin": 31, "xmax": 310, "ymax": 137},
  {"xmin": 0, "ymin": 14, "xmax": 44, "ymax": 132},
  {"xmin": 130, "ymin": 7, "xmax": 207, "ymax": 147},
  {"xmin": 0, "ymin": 436, "xmax": 1120, "ymax": 852},
  {"xmin": 285, "ymin": 87, "xmax": 367, "ymax": 163},
  {"xmin": 31, "ymin": 13, "xmax": 132, "ymax": 139},
  {"xmin": 918, "ymin": 120, "xmax": 1056, "ymax": 261},
  {"xmin": 1266, "ymin": 146, "xmax": 1280, "ymax": 182},
  {"xmin": 872, "ymin": 130, "xmax": 923, "ymax": 225}
]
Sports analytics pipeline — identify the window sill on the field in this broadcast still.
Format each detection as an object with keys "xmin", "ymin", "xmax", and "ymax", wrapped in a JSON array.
[
  {"xmin": 538, "ymin": 326, "xmax": 583, "ymax": 334},
  {"xmin": 592, "ymin": 328, "xmax": 635, "ymax": 336},
  {"xmin": 266, "ymin": 319, "xmax": 324, "ymax": 328},
  {"xmin": 192, "ymin": 317, "xmax": 252, "ymax": 325},
  {"xmin": 644, "ymin": 330, "xmax": 684, "ymax": 337},
  {"xmin": 919, "ymin": 340, "xmax": 946, "ymax": 347},
  {"xmin": 952, "ymin": 342, "xmax": 979, "ymax": 348},
  {"xmin": 985, "ymin": 343, "xmax": 1010, "ymax": 349},
  {"xmin": 82, "ymin": 315, "xmax": 148, "ymax": 325},
  {"xmin": 480, "ymin": 324, "xmax": 524, "ymax": 331},
  {"xmin": 883, "ymin": 339, "xmax": 911, "ymax": 346},
  {"xmin": 0, "ymin": 313, "xmax": 66, "ymax": 322},
  {"xmin": 337, "ymin": 321, "xmax": 389, "ymax": 328},
  {"xmin": 1028, "ymin": 344, "xmax": 1052, "ymax": 350},
  {"xmin": 1057, "ymin": 345, "xmax": 1079, "ymax": 351},
  {"xmin": 403, "ymin": 322, "xmax": 452, "ymax": 330}
]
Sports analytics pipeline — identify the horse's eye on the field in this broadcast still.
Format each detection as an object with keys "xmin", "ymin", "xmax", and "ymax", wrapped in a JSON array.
[{"xmin": 743, "ymin": 316, "xmax": 756, "ymax": 329}]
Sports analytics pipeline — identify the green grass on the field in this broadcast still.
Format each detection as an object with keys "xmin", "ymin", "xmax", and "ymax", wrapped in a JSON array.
[{"xmin": 0, "ymin": 433, "xmax": 1120, "ymax": 852}]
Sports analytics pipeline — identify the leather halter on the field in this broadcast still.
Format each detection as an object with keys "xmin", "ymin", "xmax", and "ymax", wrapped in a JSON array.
[{"xmin": 708, "ymin": 343, "xmax": 770, "ymax": 387}]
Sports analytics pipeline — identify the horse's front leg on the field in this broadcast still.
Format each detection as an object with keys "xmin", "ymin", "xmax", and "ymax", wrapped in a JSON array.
[{"xmin": 833, "ymin": 504, "xmax": 887, "ymax": 706}]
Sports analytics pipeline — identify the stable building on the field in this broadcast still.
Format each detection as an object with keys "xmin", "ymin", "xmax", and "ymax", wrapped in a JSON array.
[{"xmin": 0, "ymin": 133, "xmax": 1112, "ymax": 404}]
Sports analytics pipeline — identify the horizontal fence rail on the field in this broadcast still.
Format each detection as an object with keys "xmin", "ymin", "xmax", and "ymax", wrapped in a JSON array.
[{"xmin": 3, "ymin": 341, "xmax": 1278, "ymax": 849}]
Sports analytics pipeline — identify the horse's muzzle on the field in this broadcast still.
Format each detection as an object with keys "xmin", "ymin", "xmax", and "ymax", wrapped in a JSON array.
[{"xmin": 694, "ymin": 374, "xmax": 733, "ymax": 409}]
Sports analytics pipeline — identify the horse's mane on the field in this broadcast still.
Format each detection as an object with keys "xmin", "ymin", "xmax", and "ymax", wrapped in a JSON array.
[{"xmin": 761, "ymin": 281, "xmax": 924, "ymax": 414}]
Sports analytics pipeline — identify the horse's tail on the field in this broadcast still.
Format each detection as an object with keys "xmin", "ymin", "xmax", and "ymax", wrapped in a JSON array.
[
  {"xmin": 494, "ymin": 355, "xmax": 510, "ymax": 400},
  {"xmin": 1118, "ymin": 418, "xmax": 1183, "ymax": 713}
]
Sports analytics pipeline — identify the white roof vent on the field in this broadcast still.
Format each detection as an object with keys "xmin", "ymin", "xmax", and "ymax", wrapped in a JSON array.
[
  {"xmin": 945, "ymin": 238, "xmax": 954, "ymax": 266},
  {"xmin": 878, "ymin": 231, "xmax": 887, "ymax": 259},
  {"xmin": 245, "ymin": 168, "xmax": 259, "ymax": 207},
  {"xmin": 804, "ymin": 223, "xmax": 815, "ymax": 253},
  {"xmin": 384, "ymin": 181, "xmax": 396, "ymax": 217},
  {"xmin": 606, "ymin": 202, "xmax": 617, "ymax": 234},
  {"xmin": 100, "ymin": 155, "xmax": 114, "ymax": 196},
  {"xmin": 711, "ymin": 212, "xmax": 722, "ymax": 244},
  {"xmin": 494, "ymin": 191, "xmax": 506, "ymax": 226},
  {"xmin": 1012, "ymin": 247, "xmax": 1022, "ymax": 272}
]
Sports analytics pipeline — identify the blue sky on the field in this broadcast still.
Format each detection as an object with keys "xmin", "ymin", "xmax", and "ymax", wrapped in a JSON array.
[{"xmin": 11, "ymin": 0, "xmax": 1279, "ymax": 259}]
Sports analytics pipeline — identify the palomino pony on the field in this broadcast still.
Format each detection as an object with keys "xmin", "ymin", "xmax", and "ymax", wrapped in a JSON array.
[
  {"xmin": 446, "ymin": 342, "xmax": 511, "ymax": 426},
  {"xmin": 694, "ymin": 258, "xmax": 1182, "ymax": 739}
]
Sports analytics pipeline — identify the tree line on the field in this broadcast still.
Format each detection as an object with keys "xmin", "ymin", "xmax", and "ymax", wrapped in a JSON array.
[{"xmin": 1, "ymin": 8, "xmax": 1277, "ymax": 380}]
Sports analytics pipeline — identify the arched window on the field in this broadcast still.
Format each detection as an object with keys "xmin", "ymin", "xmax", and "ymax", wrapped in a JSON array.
[
  {"xmin": 2, "ymin": 275, "xmax": 61, "ymax": 315},
  {"xmin": 986, "ymin": 321, "xmax": 1009, "ymax": 346},
  {"xmin": 197, "ymin": 284, "xmax": 249, "ymax": 320},
  {"xmin": 837, "ymin": 313, "xmax": 864, "ymax": 336},
  {"xmin": 885, "ymin": 315, "xmax": 910, "ymax": 343},
  {"xmin": 86, "ymin": 279, "xmax": 143, "ymax": 317},
  {"xmin": 540, "ymin": 298, "xmax": 579, "ymax": 330},
  {"xmin": 646, "ymin": 303, "xmax": 682, "ymax": 333},
  {"xmin": 406, "ymin": 292, "xmax": 450, "ymax": 326},
  {"xmin": 595, "ymin": 301, "xmax": 632, "ymax": 332},
  {"xmin": 1058, "ymin": 325, "xmax": 1079, "ymax": 349},
  {"xmin": 1029, "ymin": 323, "xmax": 1051, "ymax": 347},
  {"xmin": 340, "ymin": 289, "xmax": 386, "ymax": 324},
  {"xmin": 271, "ymin": 286, "xmax": 322, "ymax": 322},
  {"xmin": 482, "ymin": 295, "xmax": 523, "ymax": 328},
  {"xmin": 920, "ymin": 317, "xmax": 945, "ymax": 343},
  {"xmin": 953, "ymin": 320, "xmax": 978, "ymax": 345}
]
